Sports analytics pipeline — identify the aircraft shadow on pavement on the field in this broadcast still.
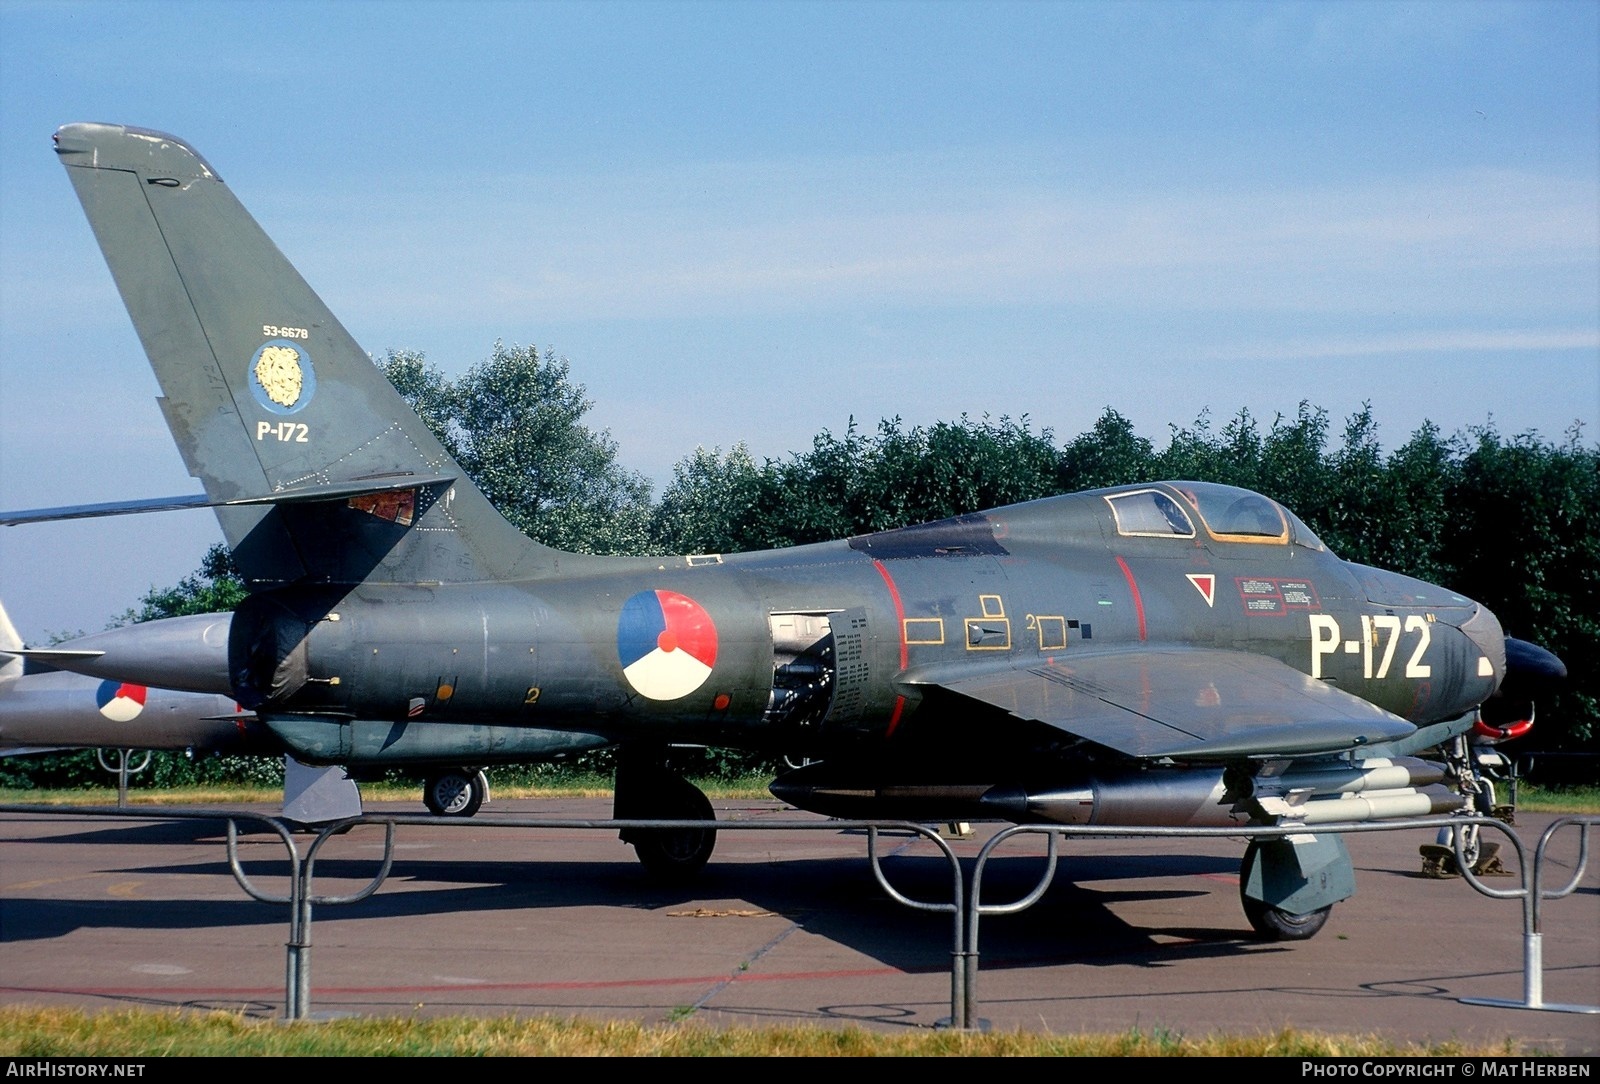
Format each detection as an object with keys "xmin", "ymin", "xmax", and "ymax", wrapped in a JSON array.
[
  {"xmin": 3, "ymin": 831, "xmax": 1280, "ymax": 973},
  {"xmin": 0, "ymin": 818, "xmax": 226, "ymax": 848}
]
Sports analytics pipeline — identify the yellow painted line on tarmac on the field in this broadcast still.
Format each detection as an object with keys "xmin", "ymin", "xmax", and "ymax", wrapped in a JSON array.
[
  {"xmin": 8, "ymin": 872, "xmax": 142, "ymax": 894},
  {"xmin": 8, "ymin": 872, "xmax": 106, "ymax": 891}
]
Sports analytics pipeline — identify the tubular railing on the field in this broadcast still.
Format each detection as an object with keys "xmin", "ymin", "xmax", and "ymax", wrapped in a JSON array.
[
  {"xmin": 2, "ymin": 804, "xmax": 1594, "ymax": 1025},
  {"xmin": 1456, "ymin": 814, "xmax": 1598, "ymax": 1015}
]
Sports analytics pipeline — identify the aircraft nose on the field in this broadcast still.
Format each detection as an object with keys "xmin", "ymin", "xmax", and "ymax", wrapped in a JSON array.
[{"xmin": 1458, "ymin": 603, "xmax": 1507, "ymax": 690}]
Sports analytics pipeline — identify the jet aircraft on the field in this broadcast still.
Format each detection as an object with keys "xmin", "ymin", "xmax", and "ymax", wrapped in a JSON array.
[
  {"xmin": 1, "ymin": 603, "xmax": 488, "ymax": 816},
  {"xmin": 0, "ymin": 601, "xmax": 366, "ymax": 822},
  {"xmin": 0, "ymin": 602, "xmax": 264, "ymax": 757},
  {"xmin": 6, "ymin": 122, "xmax": 1566, "ymax": 939}
]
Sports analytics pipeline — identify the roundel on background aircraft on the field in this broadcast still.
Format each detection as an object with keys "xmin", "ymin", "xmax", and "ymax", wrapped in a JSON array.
[
  {"xmin": 95, "ymin": 680, "xmax": 147, "ymax": 722},
  {"xmin": 617, "ymin": 590, "xmax": 718, "ymax": 701}
]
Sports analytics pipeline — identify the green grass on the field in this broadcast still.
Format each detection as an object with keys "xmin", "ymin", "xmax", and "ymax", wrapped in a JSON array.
[
  {"xmin": 0, "ymin": 773, "xmax": 775, "ymax": 807},
  {"xmin": 1509, "ymin": 783, "xmax": 1599, "ymax": 814},
  {"xmin": 0, "ymin": 1007, "xmax": 1545, "ymax": 1057}
]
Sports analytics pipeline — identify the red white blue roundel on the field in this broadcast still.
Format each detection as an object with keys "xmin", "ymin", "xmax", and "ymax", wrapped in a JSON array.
[
  {"xmin": 617, "ymin": 590, "xmax": 718, "ymax": 701},
  {"xmin": 95, "ymin": 681, "xmax": 148, "ymax": 723}
]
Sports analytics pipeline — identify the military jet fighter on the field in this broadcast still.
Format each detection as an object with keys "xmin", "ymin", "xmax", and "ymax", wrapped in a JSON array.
[
  {"xmin": 0, "ymin": 600, "xmax": 365, "ymax": 822},
  {"xmin": 6, "ymin": 122, "xmax": 1565, "ymax": 939},
  {"xmin": 1, "ymin": 603, "xmax": 489, "ymax": 817},
  {"xmin": 0, "ymin": 601, "xmax": 264, "ymax": 757}
]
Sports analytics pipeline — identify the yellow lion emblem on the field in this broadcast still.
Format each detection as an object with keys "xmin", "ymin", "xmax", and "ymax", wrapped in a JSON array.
[{"xmin": 254, "ymin": 345, "xmax": 304, "ymax": 408}]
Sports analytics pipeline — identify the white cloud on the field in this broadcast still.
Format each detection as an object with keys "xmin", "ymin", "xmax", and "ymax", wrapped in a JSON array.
[
  {"xmin": 253, "ymin": 156, "xmax": 1598, "ymax": 327},
  {"xmin": 1199, "ymin": 328, "xmax": 1600, "ymax": 363}
]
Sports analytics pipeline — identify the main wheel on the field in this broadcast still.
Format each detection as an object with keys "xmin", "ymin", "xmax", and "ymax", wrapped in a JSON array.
[
  {"xmin": 1241, "ymin": 896, "xmax": 1332, "ymax": 941},
  {"xmin": 630, "ymin": 821, "xmax": 717, "ymax": 882},
  {"xmin": 423, "ymin": 768, "xmax": 486, "ymax": 817},
  {"xmin": 623, "ymin": 778, "xmax": 717, "ymax": 883}
]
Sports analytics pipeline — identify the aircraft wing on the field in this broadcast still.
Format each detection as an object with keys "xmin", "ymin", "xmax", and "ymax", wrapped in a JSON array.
[{"xmin": 914, "ymin": 647, "xmax": 1415, "ymax": 760}]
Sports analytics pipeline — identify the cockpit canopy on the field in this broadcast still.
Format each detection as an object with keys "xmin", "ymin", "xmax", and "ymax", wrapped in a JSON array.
[{"xmin": 1105, "ymin": 482, "xmax": 1328, "ymax": 551}]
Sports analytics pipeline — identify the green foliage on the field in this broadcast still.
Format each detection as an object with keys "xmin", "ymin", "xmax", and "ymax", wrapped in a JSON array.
[
  {"xmin": 1060, "ymin": 408, "xmax": 1156, "ymax": 490},
  {"xmin": 650, "ymin": 414, "xmax": 1062, "ymax": 553},
  {"xmin": 1442, "ymin": 424, "xmax": 1599, "ymax": 745},
  {"xmin": 117, "ymin": 543, "xmax": 246, "ymax": 624},
  {"xmin": 650, "ymin": 443, "xmax": 767, "ymax": 554},
  {"xmin": 379, "ymin": 344, "xmax": 654, "ymax": 555},
  {"xmin": 0, "ymin": 749, "xmax": 284, "ymax": 791},
  {"xmin": 0, "ymin": 750, "xmax": 105, "ymax": 790}
]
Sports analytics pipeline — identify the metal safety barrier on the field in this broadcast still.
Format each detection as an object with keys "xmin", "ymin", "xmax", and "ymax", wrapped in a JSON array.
[
  {"xmin": 2, "ymin": 803, "xmax": 1594, "ymax": 1026},
  {"xmin": 0, "ymin": 803, "xmax": 959, "ymax": 1021},
  {"xmin": 1456, "ymin": 814, "xmax": 1599, "ymax": 1015},
  {"xmin": 962, "ymin": 814, "xmax": 1600, "ymax": 1030}
]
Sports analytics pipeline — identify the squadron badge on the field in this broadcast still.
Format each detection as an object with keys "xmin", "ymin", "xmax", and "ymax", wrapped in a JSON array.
[{"xmin": 248, "ymin": 339, "xmax": 317, "ymax": 414}]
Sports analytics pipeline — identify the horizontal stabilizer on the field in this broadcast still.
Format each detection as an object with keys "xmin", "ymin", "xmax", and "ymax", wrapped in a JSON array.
[
  {"xmin": 1, "ymin": 473, "xmax": 455, "ymax": 527},
  {"xmin": 914, "ymin": 647, "xmax": 1415, "ymax": 761},
  {"xmin": 4, "ymin": 648, "xmax": 106, "ymax": 664},
  {"xmin": 0, "ymin": 494, "xmax": 210, "ymax": 526}
]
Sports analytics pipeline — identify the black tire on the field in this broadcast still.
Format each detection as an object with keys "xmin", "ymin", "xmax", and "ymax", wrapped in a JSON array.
[
  {"xmin": 625, "ymin": 780, "xmax": 717, "ymax": 883},
  {"xmin": 630, "ymin": 823, "xmax": 717, "ymax": 882},
  {"xmin": 1241, "ymin": 896, "xmax": 1332, "ymax": 941},
  {"xmin": 423, "ymin": 768, "xmax": 485, "ymax": 818}
]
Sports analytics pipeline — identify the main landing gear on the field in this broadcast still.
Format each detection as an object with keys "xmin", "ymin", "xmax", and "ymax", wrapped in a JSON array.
[
  {"xmin": 422, "ymin": 767, "xmax": 490, "ymax": 817},
  {"xmin": 1238, "ymin": 835, "xmax": 1352, "ymax": 941},
  {"xmin": 614, "ymin": 746, "xmax": 717, "ymax": 882},
  {"xmin": 1240, "ymin": 892, "xmax": 1332, "ymax": 941}
]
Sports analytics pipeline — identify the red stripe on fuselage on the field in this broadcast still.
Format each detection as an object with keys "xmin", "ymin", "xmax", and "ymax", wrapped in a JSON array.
[
  {"xmin": 1115, "ymin": 555, "xmax": 1147, "ymax": 642},
  {"xmin": 871, "ymin": 559, "xmax": 909, "ymax": 668},
  {"xmin": 871, "ymin": 558, "xmax": 909, "ymax": 736}
]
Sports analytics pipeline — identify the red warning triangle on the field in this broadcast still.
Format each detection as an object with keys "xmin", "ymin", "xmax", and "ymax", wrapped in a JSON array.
[{"xmin": 1186, "ymin": 573, "xmax": 1216, "ymax": 608}]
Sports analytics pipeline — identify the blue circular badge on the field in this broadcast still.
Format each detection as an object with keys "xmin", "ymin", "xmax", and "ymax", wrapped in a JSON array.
[{"xmin": 247, "ymin": 339, "xmax": 317, "ymax": 415}]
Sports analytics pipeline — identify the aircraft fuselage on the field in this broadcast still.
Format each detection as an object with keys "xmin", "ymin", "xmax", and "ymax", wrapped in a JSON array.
[{"xmin": 235, "ymin": 484, "xmax": 1503, "ymax": 769}]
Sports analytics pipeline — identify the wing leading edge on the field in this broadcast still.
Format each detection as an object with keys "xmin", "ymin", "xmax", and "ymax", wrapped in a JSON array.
[{"xmin": 913, "ymin": 647, "xmax": 1415, "ymax": 760}]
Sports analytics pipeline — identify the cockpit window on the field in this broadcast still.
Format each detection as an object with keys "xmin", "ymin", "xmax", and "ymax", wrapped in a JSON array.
[
  {"xmin": 1105, "ymin": 490, "xmax": 1196, "ymax": 538},
  {"xmin": 1284, "ymin": 507, "xmax": 1329, "ymax": 552},
  {"xmin": 1166, "ymin": 482, "xmax": 1290, "ymax": 544}
]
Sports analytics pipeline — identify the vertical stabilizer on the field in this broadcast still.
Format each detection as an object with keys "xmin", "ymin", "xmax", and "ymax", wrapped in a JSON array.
[{"xmin": 53, "ymin": 123, "xmax": 568, "ymax": 588}]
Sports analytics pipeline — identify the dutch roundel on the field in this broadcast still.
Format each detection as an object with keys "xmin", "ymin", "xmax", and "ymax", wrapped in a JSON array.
[
  {"xmin": 617, "ymin": 590, "xmax": 718, "ymax": 701},
  {"xmin": 95, "ymin": 680, "xmax": 148, "ymax": 723}
]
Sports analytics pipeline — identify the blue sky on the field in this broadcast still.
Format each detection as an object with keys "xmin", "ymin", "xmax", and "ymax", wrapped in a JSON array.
[{"xmin": 1, "ymin": 0, "xmax": 1596, "ymax": 641}]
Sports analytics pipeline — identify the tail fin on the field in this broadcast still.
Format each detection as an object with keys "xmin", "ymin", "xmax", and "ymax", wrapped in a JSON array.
[{"xmin": 53, "ymin": 123, "xmax": 566, "ymax": 588}]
